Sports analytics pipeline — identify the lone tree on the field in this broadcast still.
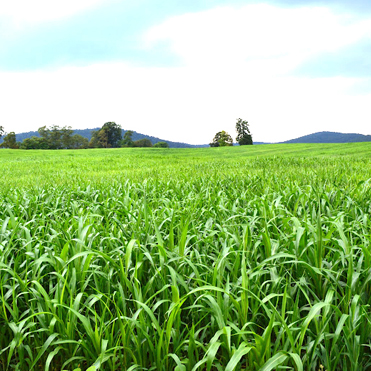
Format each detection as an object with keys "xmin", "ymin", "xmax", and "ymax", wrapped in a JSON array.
[
  {"xmin": 90, "ymin": 122, "xmax": 122, "ymax": 148},
  {"xmin": 235, "ymin": 118, "xmax": 253, "ymax": 145},
  {"xmin": 210, "ymin": 131, "xmax": 233, "ymax": 147},
  {"xmin": 121, "ymin": 130, "xmax": 134, "ymax": 147},
  {"xmin": 101, "ymin": 122, "xmax": 122, "ymax": 148}
]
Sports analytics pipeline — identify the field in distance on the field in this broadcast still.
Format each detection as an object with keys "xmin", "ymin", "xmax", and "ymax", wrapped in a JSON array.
[
  {"xmin": 1, "ymin": 142, "xmax": 371, "ymax": 189},
  {"xmin": 1, "ymin": 143, "xmax": 371, "ymax": 371}
]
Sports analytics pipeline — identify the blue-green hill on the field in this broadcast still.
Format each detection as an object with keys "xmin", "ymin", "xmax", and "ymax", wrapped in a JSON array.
[{"xmin": 283, "ymin": 131, "xmax": 371, "ymax": 143}]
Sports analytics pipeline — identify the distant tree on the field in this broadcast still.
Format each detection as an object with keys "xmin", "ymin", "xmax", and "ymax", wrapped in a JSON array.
[
  {"xmin": 89, "ymin": 128, "xmax": 109, "ymax": 148},
  {"xmin": 69, "ymin": 134, "xmax": 89, "ymax": 149},
  {"xmin": 20, "ymin": 136, "xmax": 49, "ymax": 149},
  {"xmin": 0, "ymin": 132, "xmax": 19, "ymax": 149},
  {"xmin": 0, "ymin": 126, "xmax": 4, "ymax": 140},
  {"xmin": 89, "ymin": 130, "xmax": 101, "ymax": 148},
  {"xmin": 101, "ymin": 122, "xmax": 122, "ymax": 148},
  {"xmin": 121, "ymin": 130, "xmax": 134, "ymax": 147},
  {"xmin": 154, "ymin": 141, "xmax": 169, "ymax": 148},
  {"xmin": 133, "ymin": 138, "xmax": 153, "ymax": 147},
  {"xmin": 89, "ymin": 122, "xmax": 122, "ymax": 148},
  {"xmin": 61, "ymin": 126, "xmax": 74, "ymax": 148},
  {"xmin": 38, "ymin": 125, "xmax": 60, "ymax": 149},
  {"xmin": 38, "ymin": 125, "xmax": 74, "ymax": 149},
  {"xmin": 235, "ymin": 118, "xmax": 253, "ymax": 145},
  {"xmin": 98, "ymin": 128, "xmax": 110, "ymax": 148},
  {"xmin": 209, "ymin": 131, "xmax": 233, "ymax": 147}
]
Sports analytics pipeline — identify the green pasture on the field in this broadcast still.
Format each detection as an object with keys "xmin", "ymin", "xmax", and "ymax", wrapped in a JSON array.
[
  {"xmin": 1, "ymin": 142, "xmax": 371, "ymax": 189},
  {"xmin": 1, "ymin": 143, "xmax": 371, "ymax": 370}
]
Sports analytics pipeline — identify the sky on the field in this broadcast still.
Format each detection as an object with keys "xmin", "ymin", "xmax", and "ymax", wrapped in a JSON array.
[{"xmin": 0, "ymin": 0, "xmax": 370, "ymax": 144}]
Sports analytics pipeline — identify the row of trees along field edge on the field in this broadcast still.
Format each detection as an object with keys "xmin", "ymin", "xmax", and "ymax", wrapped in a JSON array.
[
  {"xmin": 0, "ymin": 118, "xmax": 252, "ymax": 149},
  {"xmin": 0, "ymin": 123, "xmax": 169, "ymax": 149}
]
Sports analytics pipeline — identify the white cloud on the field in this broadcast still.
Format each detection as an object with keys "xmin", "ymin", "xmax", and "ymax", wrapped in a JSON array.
[
  {"xmin": 0, "ymin": 0, "xmax": 109, "ymax": 26},
  {"xmin": 145, "ymin": 4, "xmax": 371, "ymax": 72}
]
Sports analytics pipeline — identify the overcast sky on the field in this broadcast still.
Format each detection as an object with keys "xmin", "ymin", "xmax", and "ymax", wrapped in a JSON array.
[{"xmin": 1, "ymin": 0, "xmax": 370, "ymax": 144}]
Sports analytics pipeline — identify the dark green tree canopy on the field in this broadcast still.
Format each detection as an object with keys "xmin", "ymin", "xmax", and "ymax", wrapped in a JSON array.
[
  {"xmin": 89, "ymin": 130, "xmax": 101, "ymax": 148},
  {"xmin": 0, "ymin": 126, "xmax": 4, "ymax": 140},
  {"xmin": 102, "ymin": 122, "xmax": 122, "ymax": 148},
  {"xmin": 20, "ymin": 136, "xmax": 49, "ymax": 150},
  {"xmin": 69, "ymin": 134, "xmax": 89, "ymax": 149},
  {"xmin": 38, "ymin": 125, "xmax": 74, "ymax": 149},
  {"xmin": 121, "ymin": 130, "xmax": 134, "ymax": 147},
  {"xmin": 133, "ymin": 138, "xmax": 153, "ymax": 147},
  {"xmin": 0, "ymin": 132, "xmax": 19, "ymax": 149},
  {"xmin": 210, "ymin": 131, "xmax": 233, "ymax": 147},
  {"xmin": 89, "ymin": 122, "xmax": 122, "ymax": 148},
  {"xmin": 236, "ymin": 118, "xmax": 253, "ymax": 145},
  {"xmin": 15, "ymin": 126, "xmax": 90, "ymax": 149},
  {"xmin": 154, "ymin": 141, "xmax": 169, "ymax": 148}
]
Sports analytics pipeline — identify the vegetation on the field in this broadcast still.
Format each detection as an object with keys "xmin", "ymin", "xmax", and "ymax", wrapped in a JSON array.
[
  {"xmin": 0, "ymin": 123, "xmax": 159, "ymax": 150},
  {"xmin": 68, "ymin": 134, "xmax": 89, "ymax": 149},
  {"xmin": 20, "ymin": 136, "xmax": 50, "ymax": 149},
  {"xmin": 38, "ymin": 125, "xmax": 73, "ymax": 149},
  {"xmin": 0, "ymin": 128, "xmax": 207, "ymax": 149},
  {"xmin": 119, "ymin": 132, "xmax": 158, "ymax": 148},
  {"xmin": 3, "ymin": 125, "xmax": 371, "ymax": 150},
  {"xmin": 210, "ymin": 118, "xmax": 252, "ymax": 147},
  {"xmin": 1, "ymin": 144, "xmax": 371, "ymax": 370},
  {"xmin": 120, "ymin": 130, "xmax": 134, "ymax": 147},
  {"xmin": 210, "ymin": 130, "xmax": 233, "ymax": 147},
  {"xmin": 89, "ymin": 122, "xmax": 122, "ymax": 148},
  {"xmin": 154, "ymin": 141, "xmax": 169, "ymax": 148},
  {"xmin": 0, "ymin": 132, "xmax": 19, "ymax": 149},
  {"xmin": 11, "ymin": 126, "xmax": 89, "ymax": 150},
  {"xmin": 133, "ymin": 138, "xmax": 153, "ymax": 147},
  {"xmin": 236, "ymin": 118, "xmax": 253, "ymax": 145}
]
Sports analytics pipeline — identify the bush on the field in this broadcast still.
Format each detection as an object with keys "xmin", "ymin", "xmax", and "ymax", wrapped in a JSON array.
[
  {"xmin": 133, "ymin": 138, "xmax": 153, "ymax": 147},
  {"xmin": 154, "ymin": 141, "xmax": 169, "ymax": 148}
]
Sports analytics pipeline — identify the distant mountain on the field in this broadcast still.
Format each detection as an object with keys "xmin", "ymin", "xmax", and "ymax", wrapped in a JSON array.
[
  {"xmin": 283, "ymin": 131, "xmax": 371, "ymax": 144},
  {"xmin": 1, "ymin": 128, "xmax": 209, "ymax": 148}
]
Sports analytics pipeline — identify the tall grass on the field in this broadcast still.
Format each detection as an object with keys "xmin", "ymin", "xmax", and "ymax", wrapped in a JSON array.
[{"xmin": 1, "ymin": 145, "xmax": 371, "ymax": 370}]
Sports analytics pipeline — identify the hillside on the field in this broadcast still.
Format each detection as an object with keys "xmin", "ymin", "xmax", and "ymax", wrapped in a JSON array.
[
  {"xmin": 283, "ymin": 131, "xmax": 371, "ymax": 143},
  {"xmin": 1, "ymin": 128, "xmax": 208, "ymax": 148}
]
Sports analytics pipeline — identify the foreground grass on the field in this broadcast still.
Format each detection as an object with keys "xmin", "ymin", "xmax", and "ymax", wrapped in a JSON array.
[{"xmin": 1, "ymin": 144, "xmax": 371, "ymax": 370}]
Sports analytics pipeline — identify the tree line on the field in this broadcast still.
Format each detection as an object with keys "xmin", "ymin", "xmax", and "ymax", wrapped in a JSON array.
[
  {"xmin": 0, "ymin": 118, "xmax": 252, "ymax": 150},
  {"xmin": 210, "ymin": 118, "xmax": 253, "ymax": 147},
  {"xmin": 0, "ymin": 123, "xmax": 169, "ymax": 149}
]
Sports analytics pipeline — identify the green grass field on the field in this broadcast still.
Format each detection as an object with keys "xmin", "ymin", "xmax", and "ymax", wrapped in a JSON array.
[{"xmin": 1, "ymin": 144, "xmax": 371, "ymax": 371}]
